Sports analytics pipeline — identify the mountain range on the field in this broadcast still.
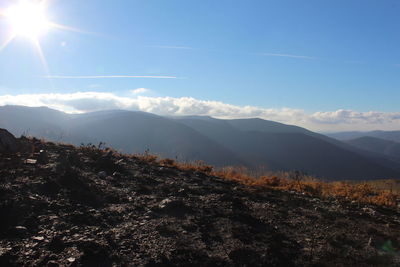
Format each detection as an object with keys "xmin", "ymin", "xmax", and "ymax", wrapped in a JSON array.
[
  {"xmin": 328, "ymin": 131, "xmax": 400, "ymax": 143},
  {"xmin": 1, "ymin": 105, "xmax": 400, "ymax": 180},
  {"xmin": 327, "ymin": 132, "xmax": 400, "ymax": 162}
]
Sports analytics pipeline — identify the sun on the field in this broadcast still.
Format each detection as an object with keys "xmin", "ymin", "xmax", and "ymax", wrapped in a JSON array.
[
  {"xmin": 0, "ymin": 0, "xmax": 83, "ymax": 75},
  {"xmin": 0, "ymin": 0, "xmax": 87, "ymax": 77},
  {"xmin": 4, "ymin": 1, "xmax": 50, "ymax": 39}
]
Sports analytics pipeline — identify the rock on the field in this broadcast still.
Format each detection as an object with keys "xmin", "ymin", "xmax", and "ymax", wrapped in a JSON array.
[
  {"xmin": 46, "ymin": 260, "xmax": 59, "ymax": 267},
  {"xmin": 14, "ymin": 226, "xmax": 27, "ymax": 232},
  {"xmin": 8, "ymin": 226, "xmax": 28, "ymax": 237},
  {"xmin": 157, "ymin": 198, "xmax": 192, "ymax": 218},
  {"xmin": 37, "ymin": 150, "xmax": 49, "ymax": 164},
  {"xmin": 158, "ymin": 198, "xmax": 173, "ymax": 209},
  {"xmin": 362, "ymin": 207, "xmax": 377, "ymax": 216},
  {"xmin": 0, "ymin": 129, "xmax": 18, "ymax": 154},
  {"xmin": 25, "ymin": 159, "xmax": 37, "ymax": 164},
  {"xmin": 98, "ymin": 171, "xmax": 107, "ymax": 179},
  {"xmin": 32, "ymin": 236, "xmax": 45, "ymax": 241},
  {"xmin": 48, "ymin": 236, "xmax": 65, "ymax": 253}
]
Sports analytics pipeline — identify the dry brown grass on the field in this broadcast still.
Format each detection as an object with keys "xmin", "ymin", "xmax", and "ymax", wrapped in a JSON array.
[
  {"xmin": 45, "ymin": 139, "xmax": 400, "ymax": 208},
  {"xmin": 139, "ymin": 157, "xmax": 399, "ymax": 207},
  {"xmin": 211, "ymin": 166, "xmax": 399, "ymax": 207},
  {"xmin": 178, "ymin": 162, "xmax": 214, "ymax": 173}
]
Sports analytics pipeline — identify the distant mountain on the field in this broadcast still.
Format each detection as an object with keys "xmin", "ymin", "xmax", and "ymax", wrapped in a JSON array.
[
  {"xmin": 0, "ymin": 106, "xmax": 245, "ymax": 167},
  {"xmin": 328, "ymin": 130, "xmax": 400, "ymax": 143},
  {"xmin": 346, "ymin": 136, "xmax": 400, "ymax": 160},
  {"xmin": 173, "ymin": 116, "xmax": 400, "ymax": 180},
  {"xmin": 1, "ymin": 105, "xmax": 400, "ymax": 180},
  {"xmin": 224, "ymin": 118, "xmax": 400, "ymax": 172}
]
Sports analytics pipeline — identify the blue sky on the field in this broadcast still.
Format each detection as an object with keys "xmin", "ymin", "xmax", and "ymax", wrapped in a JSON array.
[{"xmin": 0, "ymin": 0, "xmax": 399, "ymax": 131}]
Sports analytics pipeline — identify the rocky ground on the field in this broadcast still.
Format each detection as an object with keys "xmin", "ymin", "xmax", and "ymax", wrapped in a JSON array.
[{"xmin": 0, "ymin": 130, "xmax": 400, "ymax": 266}]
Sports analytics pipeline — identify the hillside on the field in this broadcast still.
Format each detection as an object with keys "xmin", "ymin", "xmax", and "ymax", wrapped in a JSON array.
[
  {"xmin": 1, "ymin": 130, "xmax": 400, "ymax": 266},
  {"xmin": 346, "ymin": 137, "xmax": 400, "ymax": 161},
  {"xmin": 328, "ymin": 131, "xmax": 400, "ymax": 143},
  {"xmin": 173, "ymin": 116, "xmax": 400, "ymax": 180},
  {"xmin": 0, "ymin": 106, "xmax": 245, "ymax": 167},
  {"xmin": 1, "ymin": 105, "xmax": 400, "ymax": 180}
]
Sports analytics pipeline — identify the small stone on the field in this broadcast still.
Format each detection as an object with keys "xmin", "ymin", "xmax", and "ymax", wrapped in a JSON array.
[
  {"xmin": 32, "ymin": 236, "xmax": 45, "ymax": 241},
  {"xmin": 47, "ymin": 260, "xmax": 59, "ymax": 267},
  {"xmin": 98, "ymin": 171, "xmax": 107, "ymax": 178},
  {"xmin": 8, "ymin": 226, "xmax": 28, "ymax": 237},
  {"xmin": 25, "ymin": 159, "xmax": 37, "ymax": 164},
  {"xmin": 67, "ymin": 257, "xmax": 76, "ymax": 263},
  {"xmin": 362, "ymin": 207, "xmax": 377, "ymax": 216},
  {"xmin": 314, "ymin": 207, "xmax": 322, "ymax": 212},
  {"xmin": 15, "ymin": 226, "xmax": 28, "ymax": 232},
  {"xmin": 37, "ymin": 150, "xmax": 49, "ymax": 164},
  {"xmin": 159, "ymin": 198, "xmax": 173, "ymax": 209}
]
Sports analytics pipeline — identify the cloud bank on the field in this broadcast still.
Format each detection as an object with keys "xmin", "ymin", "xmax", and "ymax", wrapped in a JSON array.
[{"xmin": 0, "ymin": 92, "xmax": 399, "ymax": 132}]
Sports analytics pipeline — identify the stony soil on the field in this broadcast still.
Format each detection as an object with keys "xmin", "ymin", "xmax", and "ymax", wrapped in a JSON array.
[{"xmin": 0, "ymin": 136, "xmax": 400, "ymax": 266}]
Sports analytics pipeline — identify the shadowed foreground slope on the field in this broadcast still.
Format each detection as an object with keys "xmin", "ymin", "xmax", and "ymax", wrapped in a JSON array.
[{"xmin": 1, "ymin": 133, "xmax": 400, "ymax": 266}]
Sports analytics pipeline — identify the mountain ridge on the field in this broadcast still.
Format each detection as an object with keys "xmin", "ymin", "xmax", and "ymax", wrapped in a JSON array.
[{"xmin": 1, "ymin": 105, "xmax": 400, "ymax": 180}]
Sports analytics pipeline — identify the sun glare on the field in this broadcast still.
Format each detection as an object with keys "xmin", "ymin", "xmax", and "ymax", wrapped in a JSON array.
[
  {"xmin": 0, "ymin": 0, "xmax": 83, "ymax": 76},
  {"xmin": 4, "ymin": 1, "xmax": 50, "ymax": 39}
]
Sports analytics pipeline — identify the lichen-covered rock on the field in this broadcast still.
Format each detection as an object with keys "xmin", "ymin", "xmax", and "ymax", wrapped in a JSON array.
[{"xmin": 0, "ymin": 129, "xmax": 18, "ymax": 153}]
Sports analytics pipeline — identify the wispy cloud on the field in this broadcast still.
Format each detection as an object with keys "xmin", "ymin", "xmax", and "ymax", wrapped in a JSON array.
[
  {"xmin": 149, "ymin": 45, "xmax": 193, "ymax": 50},
  {"xmin": 131, "ymin": 88, "xmax": 150, "ymax": 94},
  {"xmin": 41, "ymin": 75, "xmax": 178, "ymax": 79},
  {"xmin": 258, "ymin": 53, "xmax": 315, "ymax": 59},
  {"xmin": 1, "ymin": 92, "xmax": 400, "ymax": 131}
]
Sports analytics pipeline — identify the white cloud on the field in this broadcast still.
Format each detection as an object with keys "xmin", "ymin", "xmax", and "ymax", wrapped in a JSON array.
[
  {"xmin": 131, "ymin": 88, "xmax": 149, "ymax": 94},
  {"xmin": 0, "ymin": 92, "xmax": 399, "ymax": 132}
]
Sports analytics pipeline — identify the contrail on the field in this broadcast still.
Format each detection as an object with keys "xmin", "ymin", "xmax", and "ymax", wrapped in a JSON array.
[{"xmin": 42, "ymin": 75, "xmax": 178, "ymax": 79}]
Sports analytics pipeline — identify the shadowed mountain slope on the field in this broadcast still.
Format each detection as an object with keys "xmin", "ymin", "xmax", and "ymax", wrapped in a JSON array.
[
  {"xmin": 328, "ymin": 131, "xmax": 400, "ymax": 143},
  {"xmin": 1, "ymin": 105, "xmax": 400, "ymax": 180},
  {"xmin": 0, "ymin": 106, "xmax": 245, "ymax": 167},
  {"xmin": 173, "ymin": 116, "xmax": 400, "ymax": 180},
  {"xmin": 346, "ymin": 136, "xmax": 400, "ymax": 160}
]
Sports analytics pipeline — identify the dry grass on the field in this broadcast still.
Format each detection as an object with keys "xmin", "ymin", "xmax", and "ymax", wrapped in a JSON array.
[
  {"xmin": 37, "ymin": 139, "xmax": 400, "ymax": 208},
  {"xmin": 157, "ymin": 158, "xmax": 214, "ymax": 173},
  {"xmin": 132, "ymin": 154, "xmax": 400, "ymax": 208},
  {"xmin": 212, "ymin": 166, "xmax": 399, "ymax": 207}
]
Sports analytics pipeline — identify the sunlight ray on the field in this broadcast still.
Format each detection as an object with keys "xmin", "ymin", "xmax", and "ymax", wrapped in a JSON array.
[
  {"xmin": 0, "ymin": 0, "xmax": 90, "ymax": 79},
  {"xmin": 0, "ymin": 32, "xmax": 16, "ymax": 51},
  {"xmin": 32, "ymin": 38, "xmax": 50, "ymax": 76},
  {"xmin": 49, "ymin": 22, "xmax": 102, "ymax": 36}
]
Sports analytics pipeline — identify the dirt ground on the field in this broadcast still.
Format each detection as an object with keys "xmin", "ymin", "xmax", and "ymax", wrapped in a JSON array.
[{"xmin": 0, "ymin": 137, "xmax": 399, "ymax": 266}]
